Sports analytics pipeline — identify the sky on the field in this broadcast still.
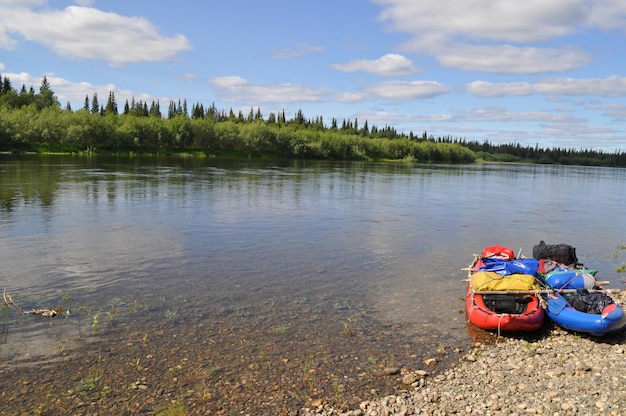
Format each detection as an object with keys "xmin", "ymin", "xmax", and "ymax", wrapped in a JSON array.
[{"xmin": 2, "ymin": 0, "xmax": 626, "ymax": 152}]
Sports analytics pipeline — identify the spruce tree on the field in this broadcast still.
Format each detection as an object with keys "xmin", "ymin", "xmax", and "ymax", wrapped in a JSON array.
[
  {"xmin": 2, "ymin": 76, "xmax": 11, "ymax": 94},
  {"xmin": 149, "ymin": 101, "xmax": 159, "ymax": 118},
  {"xmin": 38, "ymin": 75, "xmax": 58, "ymax": 109},
  {"xmin": 105, "ymin": 91, "xmax": 118, "ymax": 115},
  {"xmin": 91, "ymin": 93, "xmax": 99, "ymax": 114}
]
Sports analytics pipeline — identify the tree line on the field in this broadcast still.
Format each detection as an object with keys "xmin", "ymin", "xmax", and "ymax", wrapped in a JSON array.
[{"xmin": 0, "ymin": 74, "xmax": 624, "ymax": 167}]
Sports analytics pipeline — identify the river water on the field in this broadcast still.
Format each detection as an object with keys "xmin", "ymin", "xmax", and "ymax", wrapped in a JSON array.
[{"xmin": 2, "ymin": 155, "xmax": 626, "ymax": 365}]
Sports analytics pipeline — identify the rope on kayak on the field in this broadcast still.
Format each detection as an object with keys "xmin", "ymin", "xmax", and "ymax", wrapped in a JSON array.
[
  {"xmin": 536, "ymin": 289, "xmax": 548, "ymax": 309},
  {"xmin": 496, "ymin": 314, "xmax": 504, "ymax": 340}
]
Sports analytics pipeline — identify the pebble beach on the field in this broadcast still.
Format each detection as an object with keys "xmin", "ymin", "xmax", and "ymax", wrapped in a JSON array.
[
  {"xmin": 2, "ymin": 291, "xmax": 625, "ymax": 415},
  {"xmin": 302, "ymin": 291, "xmax": 626, "ymax": 416}
]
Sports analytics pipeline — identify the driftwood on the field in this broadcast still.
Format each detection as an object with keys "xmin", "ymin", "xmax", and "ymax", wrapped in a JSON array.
[{"xmin": 3, "ymin": 288, "xmax": 67, "ymax": 317}]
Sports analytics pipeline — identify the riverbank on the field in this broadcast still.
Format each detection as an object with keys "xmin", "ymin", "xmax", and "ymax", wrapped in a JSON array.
[
  {"xmin": 2, "ymin": 292, "xmax": 625, "ymax": 415},
  {"xmin": 302, "ymin": 291, "xmax": 626, "ymax": 416}
]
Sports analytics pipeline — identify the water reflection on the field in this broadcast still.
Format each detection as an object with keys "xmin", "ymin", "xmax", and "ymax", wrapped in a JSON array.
[{"xmin": 1, "ymin": 155, "xmax": 626, "ymax": 363}]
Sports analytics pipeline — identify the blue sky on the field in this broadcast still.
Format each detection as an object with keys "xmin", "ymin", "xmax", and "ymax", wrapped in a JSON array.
[{"xmin": 2, "ymin": 0, "xmax": 626, "ymax": 152}]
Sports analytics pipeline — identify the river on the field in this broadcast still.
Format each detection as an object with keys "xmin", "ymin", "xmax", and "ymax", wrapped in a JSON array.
[{"xmin": 1, "ymin": 155, "xmax": 625, "ymax": 413}]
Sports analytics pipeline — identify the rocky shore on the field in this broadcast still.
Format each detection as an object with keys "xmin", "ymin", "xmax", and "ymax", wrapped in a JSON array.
[
  {"xmin": 2, "ymin": 291, "xmax": 625, "ymax": 415},
  {"xmin": 302, "ymin": 293, "xmax": 626, "ymax": 416}
]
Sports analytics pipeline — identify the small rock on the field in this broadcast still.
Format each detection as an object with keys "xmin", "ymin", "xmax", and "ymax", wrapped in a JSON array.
[
  {"xmin": 402, "ymin": 374, "xmax": 418, "ymax": 385},
  {"xmin": 424, "ymin": 358, "xmax": 437, "ymax": 366}
]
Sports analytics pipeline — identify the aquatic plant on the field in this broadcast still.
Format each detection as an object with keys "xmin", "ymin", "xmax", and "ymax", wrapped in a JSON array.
[
  {"xmin": 77, "ymin": 365, "xmax": 104, "ymax": 392},
  {"xmin": 155, "ymin": 401, "xmax": 187, "ymax": 416},
  {"xmin": 272, "ymin": 323, "xmax": 290, "ymax": 336},
  {"xmin": 612, "ymin": 243, "xmax": 626, "ymax": 273},
  {"xmin": 91, "ymin": 312, "xmax": 100, "ymax": 333}
]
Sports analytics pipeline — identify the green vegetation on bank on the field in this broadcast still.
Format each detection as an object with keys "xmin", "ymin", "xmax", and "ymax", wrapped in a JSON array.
[{"xmin": 1, "ymin": 75, "xmax": 625, "ymax": 166}]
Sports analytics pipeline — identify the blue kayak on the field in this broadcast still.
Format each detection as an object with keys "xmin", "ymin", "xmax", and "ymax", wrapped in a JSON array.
[{"xmin": 544, "ymin": 292, "xmax": 626, "ymax": 336}]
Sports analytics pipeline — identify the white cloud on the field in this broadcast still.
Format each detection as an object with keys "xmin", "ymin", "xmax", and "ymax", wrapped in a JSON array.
[
  {"xmin": 467, "ymin": 76, "xmax": 626, "ymax": 97},
  {"xmin": 534, "ymin": 76, "xmax": 626, "ymax": 96},
  {"xmin": 359, "ymin": 80, "xmax": 451, "ymax": 100},
  {"xmin": 373, "ymin": 0, "xmax": 626, "ymax": 73},
  {"xmin": 0, "ymin": 5, "xmax": 192, "ymax": 65},
  {"xmin": 438, "ymin": 45, "xmax": 591, "ymax": 74},
  {"xmin": 603, "ymin": 104, "xmax": 626, "ymax": 120},
  {"xmin": 375, "ymin": 0, "xmax": 587, "ymax": 43},
  {"xmin": 209, "ymin": 76, "xmax": 451, "ymax": 104},
  {"xmin": 335, "ymin": 92, "xmax": 365, "ymax": 103},
  {"xmin": 209, "ymin": 76, "xmax": 330, "ymax": 103},
  {"xmin": 0, "ymin": 0, "xmax": 46, "ymax": 6},
  {"xmin": 329, "ymin": 54, "xmax": 418, "ymax": 77},
  {"xmin": 457, "ymin": 107, "xmax": 581, "ymax": 123},
  {"xmin": 270, "ymin": 43, "xmax": 324, "ymax": 59},
  {"xmin": 466, "ymin": 81, "xmax": 533, "ymax": 97},
  {"xmin": 587, "ymin": 1, "xmax": 626, "ymax": 30},
  {"xmin": 210, "ymin": 76, "xmax": 248, "ymax": 88}
]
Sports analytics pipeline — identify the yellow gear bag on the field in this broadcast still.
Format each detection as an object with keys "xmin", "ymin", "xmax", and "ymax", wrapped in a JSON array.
[{"xmin": 470, "ymin": 271, "xmax": 539, "ymax": 291}]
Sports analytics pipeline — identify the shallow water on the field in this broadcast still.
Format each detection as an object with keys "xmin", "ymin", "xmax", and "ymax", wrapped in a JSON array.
[{"xmin": 2, "ymin": 155, "xmax": 626, "ymax": 364}]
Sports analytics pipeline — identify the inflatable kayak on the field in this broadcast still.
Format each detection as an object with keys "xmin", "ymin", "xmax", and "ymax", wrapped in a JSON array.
[
  {"xmin": 466, "ymin": 283, "xmax": 545, "ymax": 332},
  {"xmin": 466, "ymin": 245, "xmax": 544, "ymax": 333},
  {"xmin": 538, "ymin": 264, "xmax": 626, "ymax": 336},
  {"xmin": 544, "ymin": 291, "xmax": 626, "ymax": 336}
]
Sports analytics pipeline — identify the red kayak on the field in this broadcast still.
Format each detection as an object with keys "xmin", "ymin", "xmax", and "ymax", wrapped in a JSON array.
[
  {"xmin": 466, "ymin": 283, "xmax": 545, "ymax": 332},
  {"xmin": 466, "ymin": 244, "xmax": 545, "ymax": 332}
]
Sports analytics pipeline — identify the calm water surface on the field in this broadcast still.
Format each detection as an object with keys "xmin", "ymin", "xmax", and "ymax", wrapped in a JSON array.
[{"xmin": 2, "ymin": 155, "xmax": 626, "ymax": 362}]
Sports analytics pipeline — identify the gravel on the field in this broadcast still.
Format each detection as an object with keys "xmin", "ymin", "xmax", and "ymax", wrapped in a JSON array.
[{"xmin": 301, "ymin": 292, "xmax": 626, "ymax": 416}]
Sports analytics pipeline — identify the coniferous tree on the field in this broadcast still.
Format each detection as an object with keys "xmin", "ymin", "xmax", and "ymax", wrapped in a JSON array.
[
  {"xmin": 294, "ymin": 109, "xmax": 305, "ymax": 124},
  {"xmin": 91, "ymin": 93, "xmax": 100, "ymax": 114},
  {"xmin": 83, "ymin": 95, "xmax": 90, "ymax": 111},
  {"xmin": 2, "ymin": 76, "xmax": 11, "ymax": 94},
  {"xmin": 38, "ymin": 75, "xmax": 58, "ymax": 109},
  {"xmin": 105, "ymin": 91, "xmax": 118, "ymax": 115},
  {"xmin": 168, "ymin": 101, "xmax": 176, "ymax": 119},
  {"xmin": 207, "ymin": 102, "xmax": 217, "ymax": 121},
  {"xmin": 149, "ymin": 101, "xmax": 161, "ymax": 118}
]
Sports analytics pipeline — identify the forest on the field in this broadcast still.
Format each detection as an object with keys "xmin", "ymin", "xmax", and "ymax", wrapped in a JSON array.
[{"xmin": 1, "ymin": 75, "xmax": 625, "ymax": 167}]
